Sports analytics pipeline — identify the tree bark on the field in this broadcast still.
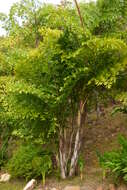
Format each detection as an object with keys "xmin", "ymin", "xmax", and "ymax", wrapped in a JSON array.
[
  {"xmin": 69, "ymin": 99, "xmax": 87, "ymax": 177},
  {"xmin": 59, "ymin": 148, "xmax": 66, "ymax": 179},
  {"xmin": 59, "ymin": 98, "xmax": 87, "ymax": 178},
  {"xmin": 59, "ymin": 129, "xmax": 67, "ymax": 179},
  {"xmin": 69, "ymin": 127, "xmax": 81, "ymax": 177}
]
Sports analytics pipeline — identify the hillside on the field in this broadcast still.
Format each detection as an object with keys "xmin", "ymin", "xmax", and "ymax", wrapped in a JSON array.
[{"xmin": 1, "ymin": 107, "xmax": 127, "ymax": 190}]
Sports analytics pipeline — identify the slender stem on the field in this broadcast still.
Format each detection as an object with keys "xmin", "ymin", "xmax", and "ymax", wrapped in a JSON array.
[{"xmin": 73, "ymin": 0, "xmax": 84, "ymax": 28}]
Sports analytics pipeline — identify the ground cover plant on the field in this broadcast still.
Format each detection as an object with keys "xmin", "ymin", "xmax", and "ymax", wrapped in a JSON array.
[
  {"xmin": 97, "ymin": 136, "xmax": 127, "ymax": 183},
  {"xmin": 7, "ymin": 144, "xmax": 52, "ymax": 184}
]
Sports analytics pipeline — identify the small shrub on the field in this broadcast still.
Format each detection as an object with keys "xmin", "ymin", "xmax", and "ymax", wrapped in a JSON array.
[
  {"xmin": 7, "ymin": 144, "xmax": 52, "ymax": 181},
  {"xmin": 32, "ymin": 155, "xmax": 52, "ymax": 185},
  {"xmin": 97, "ymin": 135, "xmax": 127, "ymax": 183}
]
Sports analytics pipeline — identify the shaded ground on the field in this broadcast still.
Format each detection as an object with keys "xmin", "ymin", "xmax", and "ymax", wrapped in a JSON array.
[
  {"xmin": 83, "ymin": 107, "xmax": 127, "ymax": 167},
  {"xmin": 1, "ymin": 107, "xmax": 127, "ymax": 189},
  {"xmin": 0, "ymin": 179, "xmax": 25, "ymax": 190}
]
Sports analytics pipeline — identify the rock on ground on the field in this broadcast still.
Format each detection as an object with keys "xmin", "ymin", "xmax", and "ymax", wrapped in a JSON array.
[
  {"xmin": 0, "ymin": 173, "xmax": 11, "ymax": 182},
  {"xmin": 109, "ymin": 184, "xmax": 116, "ymax": 190},
  {"xmin": 23, "ymin": 179, "xmax": 37, "ymax": 190},
  {"xmin": 63, "ymin": 186, "xmax": 80, "ymax": 190},
  {"xmin": 51, "ymin": 188, "xmax": 59, "ymax": 190},
  {"xmin": 96, "ymin": 185, "xmax": 104, "ymax": 190}
]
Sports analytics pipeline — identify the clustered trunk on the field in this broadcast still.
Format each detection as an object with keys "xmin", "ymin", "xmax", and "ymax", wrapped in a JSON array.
[{"xmin": 59, "ymin": 99, "xmax": 87, "ymax": 179}]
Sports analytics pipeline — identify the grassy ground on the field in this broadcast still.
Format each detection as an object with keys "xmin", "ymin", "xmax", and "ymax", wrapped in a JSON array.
[
  {"xmin": 0, "ymin": 180, "xmax": 25, "ymax": 190},
  {"xmin": 0, "ymin": 107, "xmax": 127, "ymax": 189}
]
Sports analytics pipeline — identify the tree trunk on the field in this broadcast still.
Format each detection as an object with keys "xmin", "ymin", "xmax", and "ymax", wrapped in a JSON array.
[
  {"xmin": 95, "ymin": 91, "xmax": 101, "ymax": 121},
  {"xmin": 69, "ymin": 100, "xmax": 86, "ymax": 177},
  {"xmin": 59, "ymin": 129, "xmax": 67, "ymax": 179},
  {"xmin": 59, "ymin": 148, "xmax": 66, "ymax": 179},
  {"xmin": 69, "ymin": 127, "xmax": 81, "ymax": 177},
  {"xmin": 59, "ymin": 98, "xmax": 87, "ymax": 179},
  {"xmin": 73, "ymin": 0, "xmax": 84, "ymax": 28}
]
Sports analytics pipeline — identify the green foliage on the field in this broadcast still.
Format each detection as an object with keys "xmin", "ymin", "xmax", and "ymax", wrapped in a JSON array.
[
  {"xmin": 97, "ymin": 136, "xmax": 127, "ymax": 182},
  {"xmin": 95, "ymin": 0, "xmax": 127, "ymax": 35},
  {"xmin": 7, "ymin": 144, "xmax": 52, "ymax": 181}
]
